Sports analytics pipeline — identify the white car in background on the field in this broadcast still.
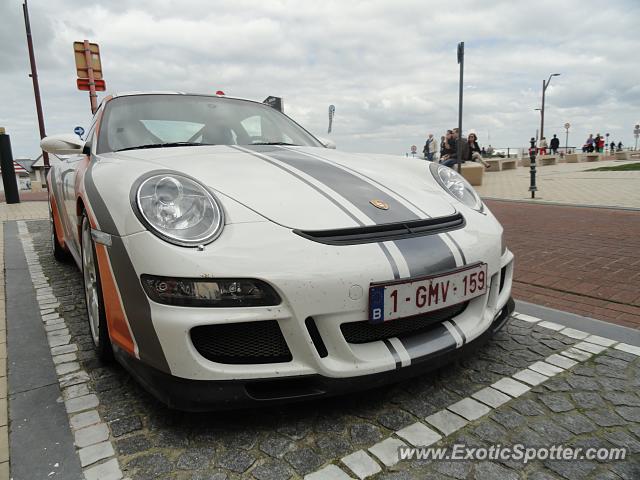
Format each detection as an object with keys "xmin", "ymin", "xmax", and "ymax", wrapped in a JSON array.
[{"xmin": 41, "ymin": 92, "xmax": 514, "ymax": 410}]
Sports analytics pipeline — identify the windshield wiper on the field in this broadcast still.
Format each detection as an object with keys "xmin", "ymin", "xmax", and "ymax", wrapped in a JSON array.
[
  {"xmin": 115, "ymin": 142, "xmax": 214, "ymax": 152},
  {"xmin": 250, "ymin": 142, "xmax": 300, "ymax": 146}
]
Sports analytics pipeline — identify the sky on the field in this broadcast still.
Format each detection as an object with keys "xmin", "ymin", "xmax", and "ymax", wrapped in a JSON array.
[{"xmin": 1, "ymin": 0, "xmax": 639, "ymax": 159}]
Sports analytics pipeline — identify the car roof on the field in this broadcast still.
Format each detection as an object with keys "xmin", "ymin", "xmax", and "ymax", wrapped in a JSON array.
[{"xmin": 110, "ymin": 91, "xmax": 257, "ymax": 104}]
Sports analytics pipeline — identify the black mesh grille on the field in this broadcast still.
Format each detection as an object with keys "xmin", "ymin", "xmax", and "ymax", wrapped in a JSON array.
[
  {"xmin": 340, "ymin": 303, "xmax": 467, "ymax": 344},
  {"xmin": 191, "ymin": 321, "xmax": 292, "ymax": 364}
]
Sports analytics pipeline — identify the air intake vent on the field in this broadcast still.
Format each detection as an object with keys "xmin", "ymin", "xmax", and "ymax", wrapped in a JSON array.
[
  {"xmin": 191, "ymin": 321, "xmax": 292, "ymax": 364},
  {"xmin": 294, "ymin": 213, "xmax": 465, "ymax": 245},
  {"xmin": 340, "ymin": 303, "xmax": 467, "ymax": 344}
]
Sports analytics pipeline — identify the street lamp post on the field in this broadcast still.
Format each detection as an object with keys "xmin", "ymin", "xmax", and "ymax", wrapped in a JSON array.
[
  {"xmin": 564, "ymin": 122, "xmax": 570, "ymax": 154},
  {"xmin": 539, "ymin": 73, "xmax": 561, "ymax": 143}
]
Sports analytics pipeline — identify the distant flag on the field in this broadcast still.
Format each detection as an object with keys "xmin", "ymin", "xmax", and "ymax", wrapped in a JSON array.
[{"xmin": 328, "ymin": 105, "xmax": 335, "ymax": 133}]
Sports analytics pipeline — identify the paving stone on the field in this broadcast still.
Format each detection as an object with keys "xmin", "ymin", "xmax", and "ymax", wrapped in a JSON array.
[
  {"xmin": 597, "ymin": 376, "xmax": 628, "ymax": 391},
  {"xmin": 435, "ymin": 460, "xmax": 472, "ymax": 479},
  {"xmin": 603, "ymin": 430, "xmax": 640, "ymax": 453},
  {"xmin": 70, "ymin": 410, "xmax": 101, "ymax": 430},
  {"xmin": 514, "ymin": 314, "xmax": 541, "ymax": 323},
  {"xmin": 447, "ymin": 397, "xmax": 491, "ymax": 421},
  {"xmin": 611, "ymin": 460, "xmax": 640, "ymax": 480},
  {"xmin": 539, "ymin": 393, "xmax": 574, "ymax": 412},
  {"xmin": 368, "ymin": 437, "xmax": 406, "ymax": 467},
  {"xmin": 528, "ymin": 361, "xmax": 563, "ymax": 376},
  {"xmin": 424, "ymin": 410, "xmax": 468, "ymax": 436},
  {"xmin": 559, "ymin": 328, "xmax": 589, "ymax": 340},
  {"xmin": 260, "ymin": 435, "xmax": 294, "ymax": 458},
  {"xmin": 304, "ymin": 465, "xmax": 353, "ymax": 480},
  {"xmin": 315, "ymin": 434, "xmax": 351, "ymax": 459},
  {"xmin": 74, "ymin": 422, "xmax": 109, "ymax": 448},
  {"xmin": 350, "ymin": 423, "xmax": 382, "ymax": 445},
  {"xmin": 603, "ymin": 391, "xmax": 640, "ymax": 406},
  {"xmin": 566, "ymin": 376, "xmax": 600, "ymax": 391},
  {"xmin": 217, "ymin": 448, "xmax": 256, "ymax": 473},
  {"xmin": 396, "ymin": 422, "xmax": 441, "ymax": 446},
  {"xmin": 537, "ymin": 321, "xmax": 565, "ymax": 331},
  {"xmin": 110, "ymin": 416, "xmax": 143, "ymax": 437},
  {"xmin": 62, "ymin": 383, "xmax": 89, "ymax": 400},
  {"xmin": 48, "ymin": 334, "xmax": 71, "ymax": 347},
  {"xmin": 126, "ymin": 452, "xmax": 173, "ymax": 477},
  {"xmin": 65, "ymin": 393, "xmax": 99, "ymax": 414},
  {"xmin": 615, "ymin": 406, "xmax": 640, "ymax": 422},
  {"xmin": 83, "ymin": 458, "xmax": 123, "ymax": 480},
  {"xmin": 512, "ymin": 369, "xmax": 548, "ymax": 386},
  {"xmin": 116, "ymin": 434, "xmax": 152, "ymax": 455},
  {"xmin": 544, "ymin": 459, "xmax": 597, "ymax": 479},
  {"xmin": 584, "ymin": 410, "xmax": 627, "ymax": 427},
  {"xmin": 474, "ymin": 461, "xmax": 519, "ymax": 480},
  {"xmin": 55, "ymin": 361, "xmax": 80, "ymax": 376},
  {"xmin": 489, "ymin": 408, "xmax": 525, "ymax": 430},
  {"xmin": 574, "ymin": 341, "xmax": 608, "ymax": 354},
  {"xmin": 52, "ymin": 352, "xmax": 77, "ymax": 365},
  {"xmin": 78, "ymin": 440, "xmax": 115, "ymax": 467},
  {"xmin": 571, "ymin": 392, "xmax": 605, "ymax": 409},
  {"xmin": 377, "ymin": 410, "xmax": 414, "ymax": 431},
  {"xmin": 51, "ymin": 343, "xmax": 78, "ymax": 355},
  {"xmin": 471, "ymin": 387, "xmax": 511, "ymax": 408},
  {"xmin": 473, "ymin": 421, "xmax": 507, "ymax": 444},
  {"xmin": 176, "ymin": 448, "xmax": 214, "ymax": 470},
  {"xmin": 341, "ymin": 450, "xmax": 381, "ymax": 479},
  {"xmin": 529, "ymin": 418, "xmax": 573, "ymax": 442},
  {"xmin": 555, "ymin": 412, "xmax": 597, "ymax": 434},
  {"xmin": 614, "ymin": 343, "xmax": 640, "ymax": 356},
  {"xmin": 510, "ymin": 398, "xmax": 545, "ymax": 416},
  {"xmin": 560, "ymin": 348, "xmax": 593, "ymax": 362},
  {"xmin": 285, "ymin": 448, "xmax": 322, "ymax": 475},
  {"xmin": 252, "ymin": 459, "xmax": 292, "ymax": 480},
  {"xmin": 584, "ymin": 335, "xmax": 617, "ymax": 347},
  {"xmin": 545, "ymin": 354, "xmax": 578, "ymax": 369},
  {"xmin": 491, "ymin": 377, "xmax": 530, "ymax": 397},
  {"xmin": 45, "ymin": 322, "xmax": 66, "ymax": 332}
]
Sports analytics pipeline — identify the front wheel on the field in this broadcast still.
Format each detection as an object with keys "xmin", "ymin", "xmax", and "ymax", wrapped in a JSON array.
[{"xmin": 81, "ymin": 214, "xmax": 113, "ymax": 362}]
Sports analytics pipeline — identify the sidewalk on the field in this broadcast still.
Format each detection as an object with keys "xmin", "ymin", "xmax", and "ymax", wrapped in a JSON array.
[
  {"xmin": 476, "ymin": 158, "xmax": 640, "ymax": 209},
  {"xmin": 487, "ymin": 200, "xmax": 640, "ymax": 329}
]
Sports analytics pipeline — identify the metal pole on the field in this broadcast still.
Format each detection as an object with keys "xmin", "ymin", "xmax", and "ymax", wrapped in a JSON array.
[
  {"xmin": 540, "ymin": 79, "xmax": 546, "ymax": 143},
  {"xmin": 565, "ymin": 128, "xmax": 569, "ymax": 154},
  {"xmin": 83, "ymin": 40, "xmax": 98, "ymax": 114},
  {"xmin": 0, "ymin": 130, "xmax": 21, "ymax": 204},
  {"xmin": 529, "ymin": 137, "xmax": 537, "ymax": 199},
  {"xmin": 22, "ymin": 0, "xmax": 50, "ymax": 172},
  {"xmin": 456, "ymin": 42, "xmax": 464, "ymax": 173}
]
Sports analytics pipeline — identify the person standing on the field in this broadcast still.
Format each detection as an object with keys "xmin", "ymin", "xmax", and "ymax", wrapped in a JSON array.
[
  {"xmin": 550, "ymin": 134, "xmax": 560, "ymax": 154},
  {"xmin": 422, "ymin": 133, "xmax": 438, "ymax": 161},
  {"xmin": 610, "ymin": 141, "xmax": 616, "ymax": 153},
  {"xmin": 586, "ymin": 134, "xmax": 594, "ymax": 152},
  {"xmin": 538, "ymin": 136, "xmax": 548, "ymax": 155}
]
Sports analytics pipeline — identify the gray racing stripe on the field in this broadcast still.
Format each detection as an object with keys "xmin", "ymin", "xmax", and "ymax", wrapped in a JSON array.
[
  {"xmin": 382, "ymin": 339, "xmax": 402, "ymax": 369},
  {"xmin": 280, "ymin": 146, "xmax": 468, "ymax": 266},
  {"xmin": 245, "ymin": 146, "xmax": 456, "ymax": 277},
  {"xmin": 449, "ymin": 320, "xmax": 467, "ymax": 344},
  {"xmin": 397, "ymin": 324, "xmax": 457, "ymax": 360},
  {"xmin": 84, "ymin": 160, "xmax": 171, "ymax": 374}
]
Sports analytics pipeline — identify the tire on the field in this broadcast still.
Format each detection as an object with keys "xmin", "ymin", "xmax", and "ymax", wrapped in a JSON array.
[
  {"xmin": 81, "ymin": 213, "xmax": 113, "ymax": 362},
  {"xmin": 49, "ymin": 200, "xmax": 69, "ymax": 262}
]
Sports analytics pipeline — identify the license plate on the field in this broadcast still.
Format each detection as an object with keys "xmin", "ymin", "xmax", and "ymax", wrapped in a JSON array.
[{"xmin": 369, "ymin": 263, "xmax": 487, "ymax": 323}]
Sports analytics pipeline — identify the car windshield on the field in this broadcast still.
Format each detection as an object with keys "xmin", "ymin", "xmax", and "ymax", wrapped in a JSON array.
[{"xmin": 97, "ymin": 94, "xmax": 322, "ymax": 153}]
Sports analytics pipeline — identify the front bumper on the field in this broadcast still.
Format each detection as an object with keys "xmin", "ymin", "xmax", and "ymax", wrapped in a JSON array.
[{"xmin": 115, "ymin": 297, "xmax": 515, "ymax": 411}]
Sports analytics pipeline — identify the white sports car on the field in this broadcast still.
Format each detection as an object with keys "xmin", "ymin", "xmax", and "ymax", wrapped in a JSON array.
[{"xmin": 41, "ymin": 92, "xmax": 514, "ymax": 410}]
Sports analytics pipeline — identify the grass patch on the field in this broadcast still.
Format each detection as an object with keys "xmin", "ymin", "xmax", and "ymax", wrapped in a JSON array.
[{"xmin": 585, "ymin": 162, "xmax": 640, "ymax": 172}]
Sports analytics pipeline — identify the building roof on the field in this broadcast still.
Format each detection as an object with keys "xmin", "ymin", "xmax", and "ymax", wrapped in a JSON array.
[{"xmin": 0, "ymin": 161, "xmax": 29, "ymax": 175}]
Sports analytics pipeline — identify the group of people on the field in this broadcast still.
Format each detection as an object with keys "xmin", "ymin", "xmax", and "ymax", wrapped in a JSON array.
[
  {"xmin": 422, "ymin": 128, "xmax": 490, "ymax": 168},
  {"xmin": 535, "ymin": 134, "xmax": 561, "ymax": 155},
  {"xmin": 582, "ymin": 134, "xmax": 623, "ymax": 153}
]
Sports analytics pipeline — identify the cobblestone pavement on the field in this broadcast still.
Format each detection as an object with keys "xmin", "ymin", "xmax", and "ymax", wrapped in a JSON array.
[
  {"xmin": 0, "ymin": 201, "xmax": 47, "ymax": 222},
  {"xmin": 20, "ymin": 219, "xmax": 640, "ymax": 479},
  {"xmin": 487, "ymin": 200, "xmax": 640, "ymax": 330}
]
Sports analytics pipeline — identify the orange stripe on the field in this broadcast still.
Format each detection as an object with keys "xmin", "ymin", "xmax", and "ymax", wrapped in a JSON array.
[{"xmin": 49, "ymin": 194, "xmax": 66, "ymax": 249}]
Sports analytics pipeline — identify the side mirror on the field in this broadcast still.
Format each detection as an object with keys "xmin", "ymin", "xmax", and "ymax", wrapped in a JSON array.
[
  {"xmin": 317, "ymin": 136, "xmax": 336, "ymax": 149},
  {"xmin": 40, "ymin": 134, "xmax": 85, "ymax": 155}
]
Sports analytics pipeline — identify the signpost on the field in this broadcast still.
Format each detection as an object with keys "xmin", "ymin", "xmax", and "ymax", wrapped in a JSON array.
[
  {"xmin": 74, "ymin": 126, "xmax": 85, "ymax": 139},
  {"xmin": 73, "ymin": 40, "xmax": 105, "ymax": 114},
  {"xmin": 634, "ymin": 124, "xmax": 640, "ymax": 151},
  {"xmin": 564, "ymin": 122, "xmax": 570, "ymax": 154},
  {"xmin": 410, "ymin": 145, "xmax": 417, "ymax": 157},
  {"xmin": 328, "ymin": 105, "xmax": 335, "ymax": 134}
]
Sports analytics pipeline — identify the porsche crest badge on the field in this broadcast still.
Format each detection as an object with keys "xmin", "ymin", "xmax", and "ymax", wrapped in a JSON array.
[{"xmin": 370, "ymin": 199, "xmax": 389, "ymax": 210}]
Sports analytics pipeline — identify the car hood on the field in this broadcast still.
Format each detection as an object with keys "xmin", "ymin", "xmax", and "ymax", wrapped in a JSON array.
[{"xmin": 107, "ymin": 145, "xmax": 457, "ymax": 230}]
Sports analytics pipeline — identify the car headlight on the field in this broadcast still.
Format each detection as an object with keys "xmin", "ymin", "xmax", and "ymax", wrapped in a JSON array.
[
  {"xmin": 134, "ymin": 173, "xmax": 224, "ymax": 246},
  {"xmin": 429, "ymin": 163, "xmax": 483, "ymax": 212}
]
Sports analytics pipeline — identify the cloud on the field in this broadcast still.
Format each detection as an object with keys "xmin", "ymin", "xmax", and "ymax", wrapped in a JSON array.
[{"xmin": 1, "ymin": 0, "xmax": 639, "ymax": 159}]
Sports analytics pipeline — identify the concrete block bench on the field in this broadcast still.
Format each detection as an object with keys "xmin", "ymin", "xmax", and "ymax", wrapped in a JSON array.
[
  {"xmin": 615, "ymin": 151, "xmax": 630, "ymax": 160},
  {"xmin": 539, "ymin": 155, "xmax": 558, "ymax": 166},
  {"xmin": 485, "ymin": 159, "xmax": 502, "ymax": 172},
  {"xmin": 585, "ymin": 153, "xmax": 600, "ymax": 162},
  {"xmin": 501, "ymin": 159, "xmax": 517, "ymax": 170},
  {"xmin": 519, "ymin": 157, "xmax": 532, "ymax": 167},
  {"xmin": 461, "ymin": 162, "xmax": 484, "ymax": 186},
  {"xmin": 565, "ymin": 153, "xmax": 582, "ymax": 163}
]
